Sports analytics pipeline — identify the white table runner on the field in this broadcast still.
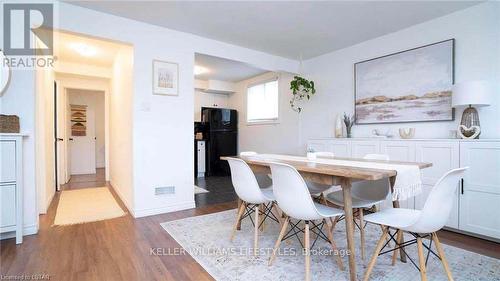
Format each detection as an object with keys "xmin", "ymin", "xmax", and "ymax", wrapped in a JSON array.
[{"xmin": 249, "ymin": 154, "xmax": 423, "ymax": 201}]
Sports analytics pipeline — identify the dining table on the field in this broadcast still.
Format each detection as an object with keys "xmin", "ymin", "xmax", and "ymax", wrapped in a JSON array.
[{"xmin": 222, "ymin": 154, "xmax": 432, "ymax": 281}]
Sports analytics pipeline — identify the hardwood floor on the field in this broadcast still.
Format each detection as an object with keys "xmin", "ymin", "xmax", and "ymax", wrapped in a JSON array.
[
  {"xmin": 1, "ymin": 171, "xmax": 498, "ymax": 281},
  {"xmin": 195, "ymin": 175, "xmax": 238, "ymax": 206}
]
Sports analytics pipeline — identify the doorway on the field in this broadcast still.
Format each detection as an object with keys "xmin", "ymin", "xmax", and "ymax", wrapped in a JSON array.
[{"xmin": 64, "ymin": 89, "xmax": 105, "ymax": 182}]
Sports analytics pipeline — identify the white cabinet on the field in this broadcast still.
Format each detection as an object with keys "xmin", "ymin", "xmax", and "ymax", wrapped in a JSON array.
[
  {"xmin": 331, "ymin": 140, "xmax": 351, "ymax": 157},
  {"xmin": 0, "ymin": 134, "xmax": 25, "ymax": 244},
  {"xmin": 459, "ymin": 141, "xmax": 500, "ymax": 239},
  {"xmin": 380, "ymin": 141, "xmax": 415, "ymax": 162},
  {"xmin": 351, "ymin": 140, "xmax": 379, "ymax": 158},
  {"xmin": 194, "ymin": 90, "xmax": 230, "ymax": 121},
  {"xmin": 415, "ymin": 141, "xmax": 459, "ymax": 228},
  {"xmin": 307, "ymin": 139, "xmax": 351, "ymax": 157},
  {"xmin": 308, "ymin": 137, "xmax": 500, "ymax": 240}
]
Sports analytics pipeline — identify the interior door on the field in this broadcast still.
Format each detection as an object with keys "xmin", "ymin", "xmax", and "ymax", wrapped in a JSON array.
[
  {"xmin": 55, "ymin": 81, "xmax": 67, "ymax": 190},
  {"xmin": 70, "ymin": 103, "xmax": 96, "ymax": 175}
]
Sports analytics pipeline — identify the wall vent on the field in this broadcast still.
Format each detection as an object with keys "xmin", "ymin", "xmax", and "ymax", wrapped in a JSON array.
[{"xmin": 155, "ymin": 186, "xmax": 175, "ymax": 195}]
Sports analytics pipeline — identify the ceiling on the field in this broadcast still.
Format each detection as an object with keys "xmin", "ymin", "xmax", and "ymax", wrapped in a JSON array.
[
  {"xmin": 195, "ymin": 53, "xmax": 267, "ymax": 82},
  {"xmin": 53, "ymin": 31, "xmax": 125, "ymax": 67},
  {"xmin": 69, "ymin": 1, "xmax": 481, "ymax": 59}
]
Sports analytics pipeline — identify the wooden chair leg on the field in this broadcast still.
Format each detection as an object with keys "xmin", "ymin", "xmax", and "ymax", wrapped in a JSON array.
[
  {"xmin": 230, "ymin": 202, "xmax": 246, "ymax": 241},
  {"xmin": 391, "ymin": 229, "xmax": 402, "ymax": 266},
  {"xmin": 269, "ymin": 216, "xmax": 289, "ymax": 266},
  {"xmin": 363, "ymin": 227, "xmax": 388, "ymax": 281},
  {"xmin": 304, "ymin": 221, "xmax": 311, "ymax": 281},
  {"xmin": 254, "ymin": 204, "xmax": 260, "ymax": 255},
  {"xmin": 259, "ymin": 204, "xmax": 265, "ymax": 231},
  {"xmin": 330, "ymin": 215, "xmax": 339, "ymax": 233},
  {"xmin": 432, "ymin": 233, "xmax": 454, "ymax": 281},
  {"xmin": 236, "ymin": 198, "xmax": 243, "ymax": 230},
  {"xmin": 270, "ymin": 202, "xmax": 283, "ymax": 226},
  {"xmin": 325, "ymin": 219, "xmax": 344, "ymax": 270},
  {"xmin": 359, "ymin": 208, "xmax": 366, "ymax": 261},
  {"xmin": 417, "ymin": 237, "xmax": 428, "ymax": 281}
]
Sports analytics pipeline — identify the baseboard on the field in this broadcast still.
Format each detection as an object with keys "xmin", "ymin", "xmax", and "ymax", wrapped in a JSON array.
[
  {"xmin": 109, "ymin": 181, "xmax": 135, "ymax": 217},
  {"xmin": 0, "ymin": 224, "xmax": 38, "ymax": 241},
  {"xmin": 443, "ymin": 227, "xmax": 500, "ymax": 243},
  {"xmin": 133, "ymin": 201, "xmax": 196, "ymax": 218}
]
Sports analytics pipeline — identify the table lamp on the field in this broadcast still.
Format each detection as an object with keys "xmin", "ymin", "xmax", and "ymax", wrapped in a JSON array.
[{"xmin": 452, "ymin": 81, "xmax": 492, "ymax": 139}]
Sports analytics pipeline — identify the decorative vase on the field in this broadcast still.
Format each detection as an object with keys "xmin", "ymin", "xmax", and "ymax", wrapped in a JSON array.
[
  {"xmin": 346, "ymin": 130, "xmax": 352, "ymax": 138},
  {"xmin": 335, "ymin": 115, "xmax": 343, "ymax": 138}
]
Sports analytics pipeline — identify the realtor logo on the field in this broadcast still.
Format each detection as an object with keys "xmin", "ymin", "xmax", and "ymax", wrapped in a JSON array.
[{"xmin": 3, "ymin": 3, "xmax": 53, "ymax": 56}]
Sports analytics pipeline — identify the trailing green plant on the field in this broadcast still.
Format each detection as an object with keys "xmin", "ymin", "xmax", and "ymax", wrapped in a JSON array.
[{"xmin": 289, "ymin": 76, "xmax": 316, "ymax": 113}]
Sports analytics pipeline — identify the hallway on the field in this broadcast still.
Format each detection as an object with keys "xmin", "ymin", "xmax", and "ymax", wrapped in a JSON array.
[{"xmin": 61, "ymin": 168, "xmax": 107, "ymax": 190}]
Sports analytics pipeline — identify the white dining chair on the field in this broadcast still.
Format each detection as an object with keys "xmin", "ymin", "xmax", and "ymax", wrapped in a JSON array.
[
  {"xmin": 239, "ymin": 151, "xmax": 272, "ymax": 187},
  {"xmin": 240, "ymin": 151, "xmax": 258, "ymax": 156},
  {"xmin": 226, "ymin": 157, "xmax": 281, "ymax": 255},
  {"xmin": 362, "ymin": 167, "xmax": 468, "ymax": 281},
  {"xmin": 305, "ymin": 151, "xmax": 341, "ymax": 198},
  {"xmin": 326, "ymin": 153, "xmax": 391, "ymax": 260},
  {"xmin": 268, "ymin": 162, "xmax": 345, "ymax": 281}
]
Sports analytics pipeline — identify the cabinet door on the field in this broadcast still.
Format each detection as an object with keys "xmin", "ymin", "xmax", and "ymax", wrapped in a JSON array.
[
  {"xmin": 0, "ymin": 184, "xmax": 16, "ymax": 227},
  {"xmin": 307, "ymin": 140, "xmax": 330, "ymax": 153},
  {"xmin": 380, "ymin": 141, "xmax": 415, "ymax": 162},
  {"xmin": 213, "ymin": 94, "xmax": 228, "ymax": 108},
  {"xmin": 331, "ymin": 140, "xmax": 352, "ymax": 158},
  {"xmin": 415, "ymin": 141, "xmax": 459, "ymax": 228},
  {"xmin": 1, "ymin": 141, "xmax": 16, "ymax": 183},
  {"xmin": 351, "ymin": 140, "xmax": 380, "ymax": 158},
  {"xmin": 380, "ymin": 141, "xmax": 416, "ymax": 209},
  {"xmin": 459, "ymin": 141, "xmax": 500, "ymax": 239}
]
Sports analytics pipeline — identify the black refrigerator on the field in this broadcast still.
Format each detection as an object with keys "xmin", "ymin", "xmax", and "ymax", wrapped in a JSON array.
[{"xmin": 201, "ymin": 107, "xmax": 237, "ymax": 176}]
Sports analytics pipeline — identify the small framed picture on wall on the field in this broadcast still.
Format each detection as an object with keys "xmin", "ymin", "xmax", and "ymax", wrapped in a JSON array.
[{"xmin": 153, "ymin": 60, "xmax": 179, "ymax": 96}]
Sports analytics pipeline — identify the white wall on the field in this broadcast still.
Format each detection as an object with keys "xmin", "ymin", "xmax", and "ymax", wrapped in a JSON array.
[
  {"xmin": 35, "ymin": 63, "xmax": 55, "ymax": 214},
  {"xmin": 110, "ymin": 46, "xmax": 134, "ymax": 212},
  {"xmin": 228, "ymin": 72, "xmax": 301, "ymax": 154},
  {"xmin": 53, "ymin": 2, "xmax": 298, "ymax": 218},
  {"xmin": 300, "ymin": 2, "xmax": 500, "ymax": 149}
]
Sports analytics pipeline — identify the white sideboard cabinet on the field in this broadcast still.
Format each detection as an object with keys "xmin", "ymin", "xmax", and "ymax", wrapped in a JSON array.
[
  {"xmin": 0, "ymin": 134, "xmax": 26, "ymax": 244},
  {"xmin": 307, "ymin": 137, "xmax": 500, "ymax": 241}
]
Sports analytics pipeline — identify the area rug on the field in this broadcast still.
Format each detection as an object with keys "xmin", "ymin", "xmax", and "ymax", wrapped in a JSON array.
[
  {"xmin": 195, "ymin": 185, "xmax": 209, "ymax": 194},
  {"xmin": 54, "ymin": 187, "xmax": 126, "ymax": 226},
  {"xmin": 161, "ymin": 209, "xmax": 500, "ymax": 281}
]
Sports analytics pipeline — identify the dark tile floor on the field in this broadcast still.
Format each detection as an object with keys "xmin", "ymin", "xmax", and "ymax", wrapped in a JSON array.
[{"xmin": 195, "ymin": 176, "xmax": 238, "ymax": 207}]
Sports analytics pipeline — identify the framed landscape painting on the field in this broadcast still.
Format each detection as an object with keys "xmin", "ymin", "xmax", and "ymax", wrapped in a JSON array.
[
  {"xmin": 153, "ymin": 60, "xmax": 179, "ymax": 96},
  {"xmin": 354, "ymin": 39, "xmax": 454, "ymax": 124}
]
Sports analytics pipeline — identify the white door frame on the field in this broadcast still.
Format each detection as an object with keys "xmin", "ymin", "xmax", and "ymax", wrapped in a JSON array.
[{"xmin": 56, "ymin": 77, "xmax": 111, "ymax": 184}]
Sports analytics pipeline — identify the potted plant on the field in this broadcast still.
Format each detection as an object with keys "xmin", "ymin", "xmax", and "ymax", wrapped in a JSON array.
[{"xmin": 290, "ymin": 76, "xmax": 316, "ymax": 112}]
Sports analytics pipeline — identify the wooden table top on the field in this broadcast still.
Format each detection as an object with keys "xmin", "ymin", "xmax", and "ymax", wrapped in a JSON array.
[{"xmin": 221, "ymin": 154, "xmax": 432, "ymax": 181}]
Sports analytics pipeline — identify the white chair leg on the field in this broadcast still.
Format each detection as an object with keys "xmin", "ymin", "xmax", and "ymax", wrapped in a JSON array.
[{"xmin": 230, "ymin": 202, "xmax": 246, "ymax": 241}]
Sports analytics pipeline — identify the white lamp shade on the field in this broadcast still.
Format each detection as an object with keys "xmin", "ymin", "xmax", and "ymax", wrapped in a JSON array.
[{"xmin": 452, "ymin": 80, "xmax": 492, "ymax": 108}]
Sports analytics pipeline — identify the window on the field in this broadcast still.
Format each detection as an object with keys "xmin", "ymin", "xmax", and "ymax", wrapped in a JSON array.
[{"xmin": 246, "ymin": 79, "xmax": 279, "ymax": 124}]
